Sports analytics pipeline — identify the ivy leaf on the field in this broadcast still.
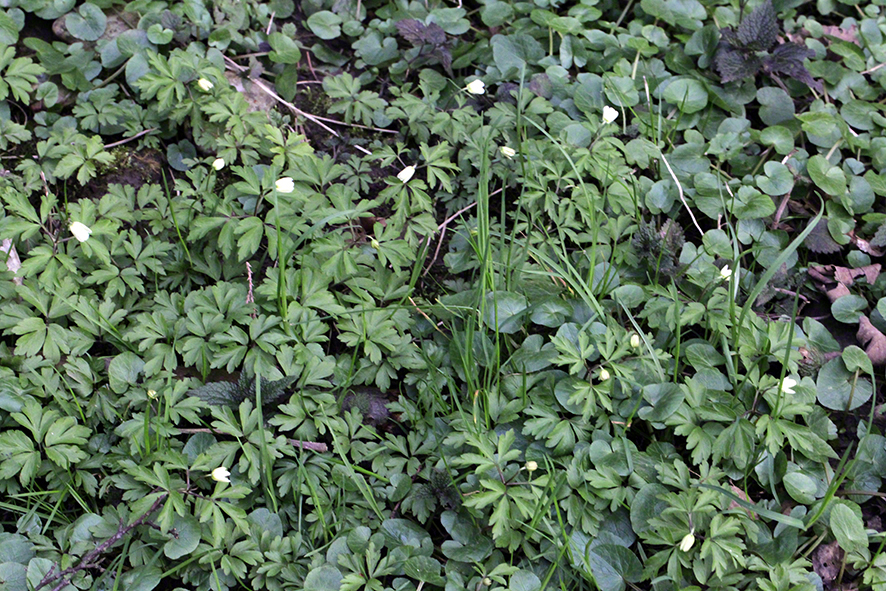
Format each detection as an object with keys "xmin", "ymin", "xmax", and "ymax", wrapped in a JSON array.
[{"xmin": 737, "ymin": 0, "xmax": 778, "ymax": 50}]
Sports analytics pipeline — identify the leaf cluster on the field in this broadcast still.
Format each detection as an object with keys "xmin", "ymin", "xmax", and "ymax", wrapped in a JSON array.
[{"xmin": 714, "ymin": 0, "xmax": 820, "ymax": 91}]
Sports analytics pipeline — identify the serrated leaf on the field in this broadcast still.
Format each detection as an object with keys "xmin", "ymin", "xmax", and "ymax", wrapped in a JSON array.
[
  {"xmin": 804, "ymin": 218, "xmax": 842, "ymax": 254},
  {"xmin": 763, "ymin": 43, "xmax": 821, "ymax": 92},
  {"xmin": 871, "ymin": 222, "xmax": 886, "ymax": 248},
  {"xmin": 396, "ymin": 19, "xmax": 446, "ymax": 46},
  {"xmin": 190, "ymin": 381, "xmax": 243, "ymax": 406},
  {"xmin": 737, "ymin": 0, "xmax": 778, "ymax": 51},
  {"xmin": 715, "ymin": 45, "xmax": 761, "ymax": 83}
]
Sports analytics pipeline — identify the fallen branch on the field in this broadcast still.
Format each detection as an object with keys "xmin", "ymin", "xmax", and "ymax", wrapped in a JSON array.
[
  {"xmin": 36, "ymin": 493, "xmax": 168, "ymax": 591},
  {"xmin": 176, "ymin": 427, "xmax": 328, "ymax": 452}
]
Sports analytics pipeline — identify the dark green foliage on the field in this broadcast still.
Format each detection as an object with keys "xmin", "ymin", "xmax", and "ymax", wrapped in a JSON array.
[
  {"xmin": 715, "ymin": 0, "xmax": 820, "ymax": 91},
  {"xmin": 395, "ymin": 19, "xmax": 453, "ymax": 75},
  {"xmin": 190, "ymin": 373, "xmax": 297, "ymax": 411},
  {"xmin": 632, "ymin": 219, "xmax": 685, "ymax": 280}
]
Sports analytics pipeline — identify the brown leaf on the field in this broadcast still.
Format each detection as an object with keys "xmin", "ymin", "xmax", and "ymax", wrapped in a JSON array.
[
  {"xmin": 809, "ymin": 264, "xmax": 881, "ymax": 303},
  {"xmin": 728, "ymin": 484, "xmax": 756, "ymax": 519},
  {"xmin": 812, "ymin": 541, "xmax": 843, "ymax": 584},
  {"xmin": 821, "ymin": 24, "xmax": 860, "ymax": 46},
  {"xmin": 857, "ymin": 315, "xmax": 886, "ymax": 366}
]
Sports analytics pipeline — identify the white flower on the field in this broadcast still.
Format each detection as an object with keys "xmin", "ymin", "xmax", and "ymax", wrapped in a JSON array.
[
  {"xmin": 630, "ymin": 334, "xmax": 641, "ymax": 348},
  {"xmin": 602, "ymin": 106, "xmax": 619, "ymax": 124},
  {"xmin": 679, "ymin": 532, "xmax": 695, "ymax": 552},
  {"xmin": 465, "ymin": 79, "xmax": 486, "ymax": 95},
  {"xmin": 720, "ymin": 266, "xmax": 733, "ymax": 280},
  {"xmin": 70, "ymin": 221, "xmax": 92, "ymax": 243},
  {"xmin": 397, "ymin": 165, "xmax": 416, "ymax": 183},
  {"xmin": 197, "ymin": 78, "xmax": 214, "ymax": 91},
  {"xmin": 500, "ymin": 146, "xmax": 516, "ymax": 159},
  {"xmin": 780, "ymin": 377, "xmax": 797, "ymax": 395},
  {"xmin": 599, "ymin": 368, "xmax": 610, "ymax": 381},
  {"xmin": 525, "ymin": 461, "xmax": 538, "ymax": 472},
  {"xmin": 275, "ymin": 177, "xmax": 295, "ymax": 194},
  {"xmin": 211, "ymin": 467, "xmax": 231, "ymax": 483},
  {"xmin": 147, "ymin": 390, "xmax": 157, "ymax": 399},
  {"xmin": 212, "ymin": 158, "xmax": 225, "ymax": 171}
]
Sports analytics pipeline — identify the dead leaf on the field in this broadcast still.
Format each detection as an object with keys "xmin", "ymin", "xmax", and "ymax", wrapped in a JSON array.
[
  {"xmin": 809, "ymin": 264, "xmax": 881, "ymax": 303},
  {"xmin": 728, "ymin": 484, "xmax": 756, "ymax": 519},
  {"xmin": 857, "ymin": 315, "xmax": 886, "ymax": 366},
  {"xmin": 812, "ymin": 541, "xmax": 843, "ymax": 585},
  {"xmin": 821, "ymin": 24, "xmax": 860, "ymax": 46}
]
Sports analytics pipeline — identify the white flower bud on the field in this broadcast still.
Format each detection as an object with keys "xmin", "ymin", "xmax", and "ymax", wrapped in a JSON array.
[
  {"xmin": 525, "ymin": 461, "xmax": 538, "ymax": 472},
  {"xmin": 397, "ymin": 165, "xmax": 416, "ymax": 183},
  {"xmin": 465, "ymin": 79, "xmax": 486, "ymax": 95},
  {"xmin": 275, "ymin": 177, "xmax": 295, "ymax": 194},
  {"xmin": 70, "ymin": 222, "xmax": 92, "ymax": 243},
  {"xmin": 630, "ymin": 334, "xmax": 641, "ymax": 348},
  {"xmin": 679, "ymin": 532, "xmax": 695, "ymax": 552},
  {"xmin": 212, "ymin": 158, "xmax": 225, "ymax": 170},
  {"xmin": 599, "ymin": 368, "xmax": 610, "ymax": 381},
  {"xmin": 500, "ymin": 146, "xmax": 516, "ymax": 159},
  {"xmin": 211, "ymin": 467, "xmax": 231, "ymax": 483},
  {"xmin": 197, "ymin": 78, "xmax": 214, "ymax": 91},
  {"xmin": 602, "ymin": 106, "xmax": 618, "ymax": 124}
]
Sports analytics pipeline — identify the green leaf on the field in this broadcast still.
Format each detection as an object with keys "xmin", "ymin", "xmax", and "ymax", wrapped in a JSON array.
[
  {"xmin": 782, "ymin": 471, "xmax": 818, "ymax": 504},
  {"xmin": 303, "ymin": 565, "xmax": 343, "ymax": 591},
  {"xmin": 807, "ymin": 155, "xmax": 847, "ymax": 196},
  {"xmin": 510, "ymin": 570, "xmax": 542, "ymax": 591},
  {"xmin": 756, "ymin": 161, "xmax": 794, "ymax": 196},
  {"xmin": 483, "ymin": 291, "xmax": 529, "ymax": 334},
  {"xmin": 306, "ymin": 11, "xmax": 342, "ymax": 40},
  {"xmin": 760, "ymin": 125, "xmax": 794, "ymax": 155},
  {"xmin": 66, "ymin": 3, "xmax": 107, "ymax": 41},
  {"xmin": 164, "ymin": 515, "xmax": 201, "ymax": 559},
  {"xmin": 0, "ymin": 10, "xmax": 20, "ymax": 46},
  {"xmin": 404, "ymin": 556, "xmax": 445, "ymax": 586},
  {"xmin": 662, "ymin": 77, "xmax": 707, "ymax": 113},
  {"xmin": 268, "ymin": 32, "xmax": 302, "ymax": 63},
  {"xmin": 816, "ymin": 357, "xmax": 872, "ymax": 411},
  {"xmin": 108, "ymin": 352, "xmax": 145, "ymax": 394},
  {"xmin": 491, "ymin": 33, "xmax": 544, "ymax": 76},
  {"xmin": 630, "ymin": 484, "xmax": 669, "ymax": 535},
  {"xmin": 757, "ymin": 86, "xmax": 795, "ymax": 126},
  {"xmin": 830, "ymin": 502, "xmax": 869, "ymax": 557},
  {"xmin": 831, "ymin": 294, "xmax": 866, "ymax": 324}
]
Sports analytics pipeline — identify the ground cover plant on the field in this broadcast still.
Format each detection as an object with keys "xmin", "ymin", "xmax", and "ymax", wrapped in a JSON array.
[{"xmin": 2, "ymin": 0, "xmax": 886, "ymax": 588}]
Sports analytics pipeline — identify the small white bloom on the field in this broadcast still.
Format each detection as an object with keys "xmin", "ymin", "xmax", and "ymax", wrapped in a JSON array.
[
  {"xmin": 397, "ymin": 165, "xmax": 416, "ymax": 183},
  {"xmin": 525, "ymin": 460, "xmax": 538, "ymax": 472},
  {"xmin": 197, "ymin": 78, "xmax": 214, "ymax": 91},
  {"xmin": 212, "ymin": 158, "xmax": 225, "ymax": 171},
  {"xmin": 211, "ymin": 467, "xmax": 231, "ymax": 483},
  {"xmin": 70, "ymin": 221, "xmax": 92, "ymax": 243},
  {"xmin": 679, "ymin": 532, "xmax": 695, "ymax": 552},
  {"xmin": 720, "ymin": 266, "xmax": 733, "ymax": 280},
  {"xmin": 602, "ymin": 106, "xmax": 619, "ymax": 124},
  {"xmin": 275, "ymin": 177, "xmax": 295, "ymax": 194},
  {"xmin": 465, "ymin": 79, "xmax": 486, "ymax": 95},
  {"xmin": 780, "ymin": 377, "xmax": 797, "ymax": 395},
  {"xmin": 147, "ymin": 389, "xmax": 157, "ymax": 399},
  {"xmin": 500, "ymin": 146, "xmax": 516, "ymax": 159},
  {"xmin": 630, "ymin": 334, "xmax": 641, "ymax": 348},
  {"xmin": 599, "ymin": 368, "xmax": 610, "ymax": 381}
]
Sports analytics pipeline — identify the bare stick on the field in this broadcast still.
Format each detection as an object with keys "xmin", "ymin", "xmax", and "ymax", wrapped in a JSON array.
[
  {"xmin": 104, "ymin": 128, "xmax": 158, "ymax": 149},
  {"xmin": 660, "ymin": 153, "xmax": 704, "ymax": 236},
  {"xmin": 37, "ymin": 494, "xmax": 168, "ymax": 591},
  {"xmin": 176, "ymin": 427, "xmax": 328, "ymax": 452}
]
